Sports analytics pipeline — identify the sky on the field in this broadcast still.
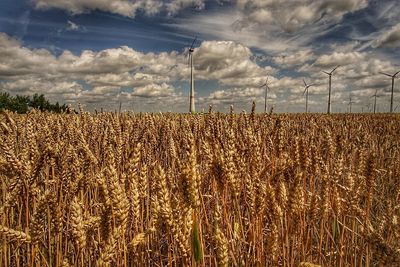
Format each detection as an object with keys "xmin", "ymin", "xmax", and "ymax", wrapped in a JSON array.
[{"xmin": 0, "ymin": 0, "xmax": 400, "ymax": 113}]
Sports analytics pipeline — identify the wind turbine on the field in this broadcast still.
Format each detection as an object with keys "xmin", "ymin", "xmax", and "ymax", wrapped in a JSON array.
[
  {"xmin": 302, "ymin": 79, "xmax": 314, "ymax": 113},
  {"xmin": 379, "ymin": 70, "xmax": 400, "ymax": 113},
  {"xmin": 260, "ymin": 77, "xmax": 271, "ymax": 113},
  {"xmin": 74, "ymin": 87, "xmax": 78, "ymax": 112},
  {"xmin": 323, "ymin": 65, "xmax": 340, "ymax": 114},
  {"xmin": 348, "ymin": 94, "xmax": 355, "ymax": 113},
  {"xmin": 118, "ymin": 87, "xmax": 122, "ymax": 113},
  {"xmin": 187, "ymin": 36, "xmax": 197, "ymax": 113},
  {"xmin": 371, "ymin": 89, "xmax": 379, "ymax": 114}
]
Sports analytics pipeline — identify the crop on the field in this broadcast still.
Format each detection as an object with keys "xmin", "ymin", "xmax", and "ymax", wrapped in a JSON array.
[{"xmin": 0, "ymin": 109, "xmax": 399, "ymax": 266}]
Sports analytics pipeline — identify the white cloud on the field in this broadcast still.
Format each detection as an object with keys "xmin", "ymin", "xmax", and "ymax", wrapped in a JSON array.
[
  {"xmin": 1, "ymin": 30, "xmax": 399, "ymax": 113},
  {"xmin": 205, "ymin": 86, "xmax": 277, "ymax": 109},
  {"xmin": 67, "ymin": 20, "xmax": 79, "ymax": 31},
  {"xmin": 169, "ymin": 0, "xmax": 369, "ymax": 56},
  {"xmin": 313, "ymin": 52, "xmax": 365, "ymax": 68},
  {"xmin": 273, "ymin": 49, "xmax": 315, "ymax": 67},
  {"xmin": 235, "ymin": 0, "xmax": 368, "ymax": 32},
  {"xmin": 293, "ymin": 49, "xmax": 399, "ymax": 112},
  {"xmin": 133, "ymin": 83, "xmax": 177, "ymax": 97},
  {"xmin": 194, "ymin": 41, "xmax": 269, "ymax": 80},
  {"xmin": 166, "ymin": 0, "xmax": 205, "ymax": 15},
  {"xmin": 170, "ymin": 11, "xmax": 304, "ymax": 53},
  {"xmin": 372, "ymin": 23, "xmax": 400, "ymax": 48},
  {"xmin": 0, "ymin": 33, "xmax": 275, "ymax": 111},
  {"xmin": 33, "ymin": 0, "xmax": 205, "ymax": 17}
]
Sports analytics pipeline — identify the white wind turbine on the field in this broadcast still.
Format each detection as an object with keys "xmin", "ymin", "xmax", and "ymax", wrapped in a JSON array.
[
  {"xmin": 379, "ymin": 70, "xmax": 400, "ymax": 113},
  {"xmin": 371, "ymin": 89, "xmax": 380, "ymax": 114},
  {"xmin": 323, "ymin": 65, "xmax": 340, "ymax": 114},
  {"xmin": 348, "ymin": 94, "xmax": 355, "ymax": 113},
  {"xmin": 118, "ymin": 87, "xmax": 123, "ymax": 113},
  {"xmin": 187, "ymin": 36, "xmax": 197, "ymax": 113},
  {"xmin": 260, "ymin": 77, "xmax": 271, "ymax": 113},
  {"xmin": 302, "ymin": 79, "xmax": 314, "ymax": 113},
  {"xmin": 74, "ymin": 86, "xmax": 78, "ymax": 111}
]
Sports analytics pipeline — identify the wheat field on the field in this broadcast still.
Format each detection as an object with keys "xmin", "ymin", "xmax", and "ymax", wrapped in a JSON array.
[{"xmin": 0, "ymin": 109, "xmax": 399, "ymax": 266}]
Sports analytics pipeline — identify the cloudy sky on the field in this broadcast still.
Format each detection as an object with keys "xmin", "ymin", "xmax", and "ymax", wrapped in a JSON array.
[{"xmin": 1, "ymin": 0, "xmax": 400, "ymax": 113}]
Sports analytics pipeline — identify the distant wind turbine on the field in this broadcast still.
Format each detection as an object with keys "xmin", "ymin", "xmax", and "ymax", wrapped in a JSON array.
[
  {"xmin": 379, "ymin": 70, "xmax": 400, "ymax": 113},
  {"xmin": 74, "ymin": 87, "xmax": 78, "ymax": 111},
  {"xmin": 187, "ymin": 36, "xmax": 197, "ymax": 113},
  {"xmin": 302, "ymin": 79, "xmax": 314, "ymax": 113},
  {"xmin": 348, "ymin": 94, "xmax": 355, "ymax": 113},
  {"xmin": 371, "ymin": 89, "xmax": 379, "ymax": 114},
  {"xmin": 323, "ymin": 65, "xmax": 340, "ymax": 114},
  {"xmin": 118, "ymin": 87, "xmax": 122, "ymax": 113},
  {"xmin": 260, "ymin": 77, "xmax": 271, "ymax": 113}
]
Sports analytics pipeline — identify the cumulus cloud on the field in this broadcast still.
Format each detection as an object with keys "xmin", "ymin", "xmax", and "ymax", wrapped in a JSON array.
[
  {"xmin": 204, "ymin": 86, "xmax": 277, "ymax": 110},
  {"xmin": 133, "ymin": 83, "xmax": 177, "ymax": 97},
  {"xmin": 235, "ymin": 0, "xmax": 368, "ymax": 32},
  {"xmin": 209, "ymin": 87, "xmax": 263, "ymax": 101},
  {"xmin": 0, "ymin": 30, "xmax": 398, "ymax": 113},
  {"xmin": 0, "ymin": 33, "xmax": 274, "ymax": 111},
  {"xmin": 33, "ymin": 0, "xmax": 205, "ymax": 17},
  {"xmin": 300, "ymin": 51, "xmax": 395, "ymax": 78},
  {"xmin": 372, "ymin": 23, "xmax": 400, "ymax": 48},
  {"xmin": 313, "ymin": 52, "xmax": 366, "ymax": 68},
  {"xmin": 194, "ymin": 41, "xmax": 268, "ymax": 80},
  {"xmin": 292, "ymin": 49, "xmax": 399, "ymax": 112},
  {"xmin": 1, "ymin": 77, "xmax": 82, "ymax": 95},
  {"xmin": 0, "ymin": 32, "xmax": 183, "ymax": 108},
  {"xmin": 166, "ymin": 0, "xmax": 205, "ymax": 15},
  {"xmin": 273, "ymin": 49, "xmax": 315, "ymax": 68}
]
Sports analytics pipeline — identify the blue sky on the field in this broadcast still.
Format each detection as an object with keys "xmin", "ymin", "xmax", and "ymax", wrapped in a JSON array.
[{"xmin": 0, "ymin": 0, "xmax": 400, "ymax": 113}]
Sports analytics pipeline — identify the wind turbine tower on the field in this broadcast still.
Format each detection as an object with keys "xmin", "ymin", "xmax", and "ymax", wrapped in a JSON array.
[
  {"xmin": 348, "ymin": 94, "xmax": 355, "ymax": 113},
  {"xmin": 74, "ymin": 87, "xmax": 78, "ymax": 111},
  {"xmin": 302, "ymin": 79, "xmax": 314, "ymax": 113},
  {"xmin": 323, "ymin": 65, "xmax": 340, "ymax": 114},
  {"xmin": 260, "ymin": 77, "xmax": 270, "ymax": 113},
  {"xmin": 118, "ymin": 87, "xmax": 122, "ymax": 113},
  {"xmin": 379, "ymin": 70, "xmax": 400, "ymax": 113},
  {"xmin": 372, "ymin": 89, "xmax": 379, "ymax": 114},
  {"xmin": 188, "ymin": 37, "xmax": 197, "ymax": 113}
]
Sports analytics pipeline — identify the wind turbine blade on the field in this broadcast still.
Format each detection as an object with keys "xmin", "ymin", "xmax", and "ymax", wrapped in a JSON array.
[
  {"xmin": 379, "ymin": 72, "xmax": 392, "ymax": 77},
  {"xmin": 260, "ymin": 84, "xmax": 266, "ymax": 88},
  {"xmin": 303, "ymin": 87, "xmax": 307, "ymax": 96},
  {"xmin": 303, "ymin": 79, "xmax": 307, "ymax": 87},
  {"xmin": 190, "ymin": 36, "xmax": 197, "ymax": 49},
  {"xmin": 322, "ymin": 71, "xmax": 330, "ymax": 75},
  {"xmin": 331, "ymin": 65, "xmax": 340, "ymax": 74},
  {"xmin": 394, "ymin": 70, "xmax": 400, "ymax": 77}
]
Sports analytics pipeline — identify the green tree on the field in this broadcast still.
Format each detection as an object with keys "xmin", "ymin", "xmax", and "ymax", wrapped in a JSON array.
[
  {"xmin": 12, "ymin": 95, "xmax": 30, "ymax": 113},
  {"xmin": 0, "ymin": 92, "xmax": 12, "ymax": 110},
  {"xmin": 30, "ymin": 93, "xmax": 50, "ymax": 111},
  {"xmin": 0, "ymin": 92, "xmax": 67, "ymax": 113}
]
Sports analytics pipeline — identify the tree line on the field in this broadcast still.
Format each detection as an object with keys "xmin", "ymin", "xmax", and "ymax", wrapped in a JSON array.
[{"xmin": 0, "ymin": 93, "xmax": 68, "ymax": 113}]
